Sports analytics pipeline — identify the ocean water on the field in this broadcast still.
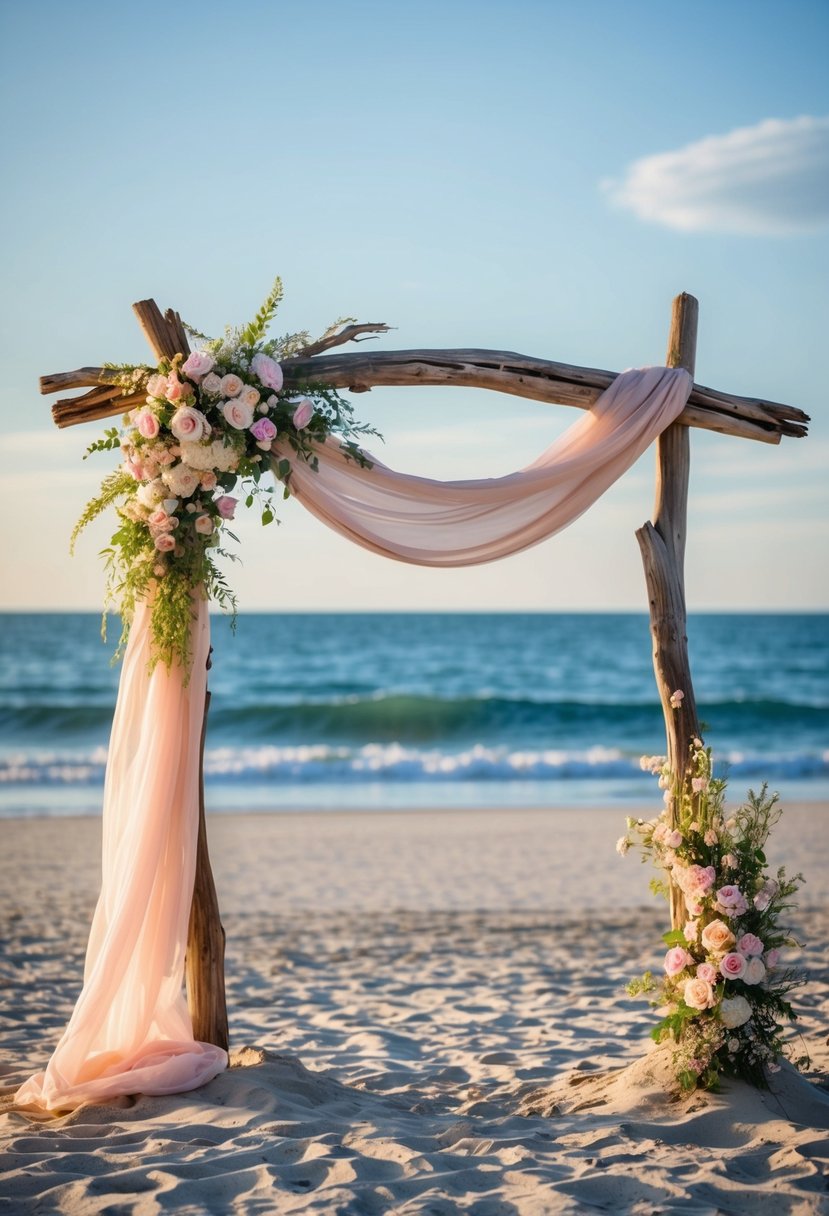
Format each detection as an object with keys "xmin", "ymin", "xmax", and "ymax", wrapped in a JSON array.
[{"xmin": 0, "ymin": 612, "xmax": 826, "ymax": 816}]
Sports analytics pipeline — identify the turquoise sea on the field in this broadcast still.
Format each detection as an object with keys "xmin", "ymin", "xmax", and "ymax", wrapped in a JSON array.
[{"xmin": 0, "ymin": 612, "xmax": 826, "ymax": 816}]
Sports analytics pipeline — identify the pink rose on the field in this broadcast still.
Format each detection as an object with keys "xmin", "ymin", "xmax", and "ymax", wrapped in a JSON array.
[
  {"xmin": 716, "ymin": 885, "xmax": 748, "ymax": 917},
  {"xmin": 250, "ymin": 416, "xmax": 277, "ymax": 443},
  {"xmin": 737, "ymin": 933, "xmax": 764, "ymax": 957},
  {"xmin": 165, "ymin": 373, "xmax": 185, "ymax": 403},
  {"xmin": 135, "ymin": 409, "xmax": 160, "ymax": 439},
  {"xmin": 701, "ymin": 919, "xmax": 736, "ymax": 954},
  {"xmin": 684, "ymin": 896, "xmax": 704, "ymax": 918},
  {"xmin": 251, "ymin": 352, "xmax": 283, "ymax": 391},
  {"xmin": 703, "ymin": 829, "xmax": 717, "ymax": 846},
  {"xmin": 743, "ymin": 957, "xmax": 766, "ymax": 985},
  {"xmin": 220, "ymin": 373, "xmax": 243, "ymax": 398},
  {"xmin": 765, "ymin": 948, "xmax": 780, "ymax": 969},
  {"xmin": 676, "ymin": 864, "xmax": 716, "ymax": 896},
  {"xmin": 684, "ymin": 977, "xmax": 715, "ymax": 1010},
  {"xmin": 240, "ymin": 385, "xmax": 260, "ymax": 408},
  {"xmin": 722, "ymin": 853, "xmax": 738, "ymax": 870},
  {"xmin": 170, "ymin": 406, "xmax": 210, "ymax": 442},
  {"xmin": 664, "ymin": 946, "xmax": 693, "ymax": 976},
  {"xmin": 154, "ymin": 533, "xmax": 176, "ymax": 552},
  {"xmin": 182, "ymin": 351, "xmax": 215, "ymax": 380},
  {"xmin": 696, "ymin": 962, "xmax": 718, "ymax": 984},
  {"xmin": 665, "ymin": 829, "xmax": 683, "ymax": 848},
  {"xmin": 720, "ymin": 952, "xmax": 747, "ymax": 980},
  {"xmin": 215, "ymin": 496, "xmax": 237, "ymax": 520},
  {"xmin": 200, "ymin": 471, "xmax": 218, "ymax": 490},
  {"xmin": 194, "ymin": 514, "xmax": 214, "ymax": 535},
  {"xmin": 223, "ymin": 399, "xmax": 254, "ymax": 429},
  {"xmin": 124, "ymin": 459, "xmax": 145, "ymax": 481},
  {"xmin": 684, "ymin": 920, "xmax": 699, "ymax": 943},
  {"xmin": 291, "ymin": 397, "xmax": 315, "ymax": 429},
  {"xmin": 146, "ymin": 373, "xmax": 168, "ymax": 399},
  {"xmin": 148, "ymin": 508, "xmax": 176, "ymax": 532}
]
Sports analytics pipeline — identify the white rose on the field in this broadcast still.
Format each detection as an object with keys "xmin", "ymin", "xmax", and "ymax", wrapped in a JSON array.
[
  {"xmin": 223, "ymin": 399, "xmax": 255, "ymax": 429},
  {"xmin": 743, "ymin": 958, "xmax": 766, "ymax": 986},
  {"xmin": 136, "ymin": 478, "xmax": 167, "ymax": 508},
  {"xmin": 201, "ymin": 372, "xmax": 223, "ymax": 396},
  {"xmin": 162, "ymin": 463, "xmax": 201, "ymax": 498},
  {"xmin": 720, "ymin": 995, "xmax": 752, "ymax": 1029}
]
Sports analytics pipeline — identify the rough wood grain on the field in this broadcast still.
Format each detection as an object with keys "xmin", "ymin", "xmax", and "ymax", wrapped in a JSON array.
[
  {"xmin": 45, "ymin": 348, "xmax": 809, "ymax": 440},
  {"xmin": 636, "ymin": 293, "xmax": 703, "ymax": 931},
  {"xmin": 185, "ymin": 659, "xmax": 229, "ymax": 1052},
  {"xmin": 132, "ymin": 299, "xmax": 191, "ymax": 363}
]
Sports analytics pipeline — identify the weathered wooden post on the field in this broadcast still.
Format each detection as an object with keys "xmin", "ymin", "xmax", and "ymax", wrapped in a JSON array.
[
  {"xmin": 132, "ymin": 300, "xmax": 229, "ymax": 1051},
  {"xmin": 636, "ymin": 293, "xmax": 703, "ymax": 929}
]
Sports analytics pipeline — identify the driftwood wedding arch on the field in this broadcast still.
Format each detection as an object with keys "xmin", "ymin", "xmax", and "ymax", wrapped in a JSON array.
[{"xmin": 42, "ymin": 292, "xmax": 809, "ymax": 1052}]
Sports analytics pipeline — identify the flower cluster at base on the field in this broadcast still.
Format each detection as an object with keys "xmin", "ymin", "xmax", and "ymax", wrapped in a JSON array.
[
  {"xmin": 73, "ymin": 280, "xmax": 377, "ymax": 670},
  {"xmin": 618, "ymin": 732, "xmax": 805, "ymax": 1093}
]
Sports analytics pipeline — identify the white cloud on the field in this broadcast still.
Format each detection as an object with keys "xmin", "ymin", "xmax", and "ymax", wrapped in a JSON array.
[{"xmin": 604, "ymin": 116, "xmax": 829, "ymax": 235}]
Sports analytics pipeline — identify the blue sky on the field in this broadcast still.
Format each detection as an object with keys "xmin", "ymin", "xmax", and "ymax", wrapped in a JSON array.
[{"xmin": 1, "ymin": 0, "xmax": 827, "ymax": 610}]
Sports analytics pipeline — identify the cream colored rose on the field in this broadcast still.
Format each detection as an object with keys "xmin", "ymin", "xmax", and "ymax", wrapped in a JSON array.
[
  {"xmin": 162, "ymin": 463, "xmax": 200, "ymax": 498},
  {"xmin": 136, "ymin": 478, "xmax": 167, "ymax": 508},
  {"xmin": 220, "ymin": 373, "xmax": 243, "ymax": 398},
  {"xmin": 683, "ymin": 977, "xmax": 715, "ymax": 1010},
  {"xmin": 240, "ymin": 385, "xmax": 260, "ymax": 408},
  {"xmin": 194, "ymin": 514, "xmax": 214, "ymax": 535},
  {"xmin": 223, "ymin": 399, "xmax": 255, "ymax": 429},
  {"xmin": 701, "ymin": 919, "xmax": 735, "ymax": 954}
]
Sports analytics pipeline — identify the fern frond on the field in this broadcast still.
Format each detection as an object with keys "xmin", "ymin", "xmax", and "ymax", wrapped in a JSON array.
[
  {"xmin": 71, "ymin": 471, "xmax": 133, "ymax": 554},
  {"xmin": 238, "ymin": 277, "xmax": 284, "ymax": 347}
]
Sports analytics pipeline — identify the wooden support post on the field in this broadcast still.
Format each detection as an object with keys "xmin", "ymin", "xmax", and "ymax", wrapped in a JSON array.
[
  {"xmin": 186, "ymin": 648, "xmax": 229, "ymax": 1051},
  {"xmin": 636, "ymin": 293, "xmax": 704, "ymax": 930},
  {"xmin": 131, "ymin": 299, "xmax": 229, "ymax": 1047}
]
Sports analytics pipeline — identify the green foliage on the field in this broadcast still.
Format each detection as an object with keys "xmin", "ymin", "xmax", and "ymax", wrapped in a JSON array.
[
  {"xmin": 71, "ymin": 470, "xmax": 133, "ymax": 554},
  {"xmin": 621, "ymin": 750, "xmax": 806, "ymax": 1095},
  {"xmin": 74, "ymin": 277, "xmax": 382, "ymax": 672},
  {"xmin": 626, "ymin": 971, "xmax": 656, "ymax": 997},
  {"xmin": 238, "ymin": 277, "xmax": 284, "ymax": 347},
  {"xmin": 84, "ymin": 427, "xmax": 121, "ymax": 459}
]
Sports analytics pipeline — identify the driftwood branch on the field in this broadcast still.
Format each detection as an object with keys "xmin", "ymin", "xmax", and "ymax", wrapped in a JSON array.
[
  {"xmin": 636, "ymin": 293, "xmax": 704, "ymax": 932},
  {"xmin": 133, "ymin": 299, "xmax": 191, "ymax": 363},
  {"xmin": 44, "ymin": 347, "xmax": 809, "ymax": 441},
  {"xmin": 296, "ymin": 321, "xmax": 393, "ymax": 359}
]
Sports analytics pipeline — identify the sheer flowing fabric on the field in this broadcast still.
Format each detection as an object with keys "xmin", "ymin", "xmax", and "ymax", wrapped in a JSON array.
[
  {"xmin": 276, "ymin": 367, "xmax": 692, "ymax": 564},
  {"xmin": 16, "ymin": 599, "xmax": 227, "ymax": 1112},
  {"xmin": 17, "ymin": 365, "xmax": 689, "ymax": 1111}
]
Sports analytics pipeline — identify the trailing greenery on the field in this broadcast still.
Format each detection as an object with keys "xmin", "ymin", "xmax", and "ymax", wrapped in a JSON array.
[{"xmin": 76, "ymin": 280, "xmax": 380, "ymax": 672}]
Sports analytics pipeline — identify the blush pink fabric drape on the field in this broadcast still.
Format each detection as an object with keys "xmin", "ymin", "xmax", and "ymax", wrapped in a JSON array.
[
  {"xmin": 16, "ymin": 598, "xmax": 227, "ymax": 1112},
  {"xmin": 275, "ymin": 367, "xmax": 692, "ymax": 564},
  {"xmin": 17, "ymin": 365, "xmax": 690, "ymax": 1112}
]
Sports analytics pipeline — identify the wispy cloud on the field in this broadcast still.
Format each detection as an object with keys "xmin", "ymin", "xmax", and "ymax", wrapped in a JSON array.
[{"xmin": 604, "ymin": 116, "xmax": 829, "ymax": 235}]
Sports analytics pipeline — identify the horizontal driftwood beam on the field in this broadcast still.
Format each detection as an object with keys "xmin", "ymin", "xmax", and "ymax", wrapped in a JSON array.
[{"xmin": 44, "ymin": 347, "xmax": 809, "ymax": 442}]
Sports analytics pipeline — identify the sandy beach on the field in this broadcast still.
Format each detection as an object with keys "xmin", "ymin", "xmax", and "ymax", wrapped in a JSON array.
[{"xmin": 2, "ymin": 804, "xmax": 828, "ymax": 1213}]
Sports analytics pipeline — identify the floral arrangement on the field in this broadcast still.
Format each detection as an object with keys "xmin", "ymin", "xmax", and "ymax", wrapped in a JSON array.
[
  {"xmin": 73, "ymin": 280, "xmax": 378, "ymax": 670},
  {"xmin": 618, "ymin": 722, "xmax": 806, "ymax": 1092}
]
